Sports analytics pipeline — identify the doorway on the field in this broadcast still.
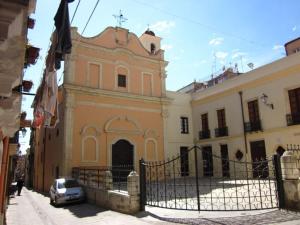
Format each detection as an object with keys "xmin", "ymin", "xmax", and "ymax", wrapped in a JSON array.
[
  {"xmin": 202, "ymin": 146, "xmax": 213, "ymax": 177},
  {"xmin": 250, "ymin": 140, "xmax": 268, "ymax": 178},
  {"xmin": 112, "ymin": 139, "xmax": 134, "ymax": 180},
  {"xmin": 180, "ymin": 146, "xmax": 189, "ymax": 176},
  {"xmin": 220, "ymin": 144, "xmax": 230, "ymax": 177}
]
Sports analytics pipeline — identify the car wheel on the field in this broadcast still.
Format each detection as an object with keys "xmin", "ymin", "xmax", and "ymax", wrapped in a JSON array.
[
  {"xmin": 50, "ymin": 197, "xmax": 54, "ymax": 205},
  {"xmin": 53, "ymin": 196, "xmax": 58, "ymax": 207}
]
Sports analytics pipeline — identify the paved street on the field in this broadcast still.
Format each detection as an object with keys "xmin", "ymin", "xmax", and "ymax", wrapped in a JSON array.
[
  {"xmin": 5, "ymin": 188, "xmax": 175, "ymax": 225},
  {"xmin": 6, "ymin": 187, "xmax": 300, "ymax": 225}
]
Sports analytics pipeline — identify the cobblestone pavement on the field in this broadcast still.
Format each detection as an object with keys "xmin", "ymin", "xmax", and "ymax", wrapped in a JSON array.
[
  {"xmin": 6, "ymin": 187, "xmax": 300, "ymax": 225},
  {"xmin": 6, "ymin": 188, "xmax": 177, "ymax": 225},
  {"xmin": 141, "ymin": 206, "xmax": 300, "ymax": 225}
]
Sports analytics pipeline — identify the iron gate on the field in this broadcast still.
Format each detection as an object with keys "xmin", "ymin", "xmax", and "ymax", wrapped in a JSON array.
[{"xmin": 139, "ymin": 146, "xmax": 283, "ymax": 211}]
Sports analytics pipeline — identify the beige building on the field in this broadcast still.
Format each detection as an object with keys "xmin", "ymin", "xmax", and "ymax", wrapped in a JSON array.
[{"xmin": 164, "ymin": 42, "xmax": 300, "ymax": 178}]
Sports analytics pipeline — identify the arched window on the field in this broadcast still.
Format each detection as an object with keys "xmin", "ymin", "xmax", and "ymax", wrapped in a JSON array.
[
  {"xmin": 80, "ymin": 126, "xmax": 100, "ymax": 162},
  {"xmin": 150, "ymin": 43, "xmax": 156, "ymax": 54}
]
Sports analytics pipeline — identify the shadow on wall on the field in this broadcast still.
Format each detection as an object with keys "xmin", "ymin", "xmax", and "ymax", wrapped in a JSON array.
[{"xmin": 136, "ymin": 209, "xmax": 300, "ymax": 225}]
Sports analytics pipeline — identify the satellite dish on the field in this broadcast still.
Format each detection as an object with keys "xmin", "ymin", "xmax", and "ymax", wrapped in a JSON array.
[{"xmin": 247, "ymin": 63, "xmax": 254, "ymax": 69}]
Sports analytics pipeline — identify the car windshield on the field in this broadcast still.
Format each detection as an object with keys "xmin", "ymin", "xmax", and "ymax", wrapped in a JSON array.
[{"xmin": 57, "ymin": 179, "xmax": 80, "ymax": 189}]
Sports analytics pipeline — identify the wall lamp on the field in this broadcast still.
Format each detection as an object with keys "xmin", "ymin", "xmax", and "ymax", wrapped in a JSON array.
[{"xmin": 260, "ymin": 93, "xmax": 274, "ymax": 109}]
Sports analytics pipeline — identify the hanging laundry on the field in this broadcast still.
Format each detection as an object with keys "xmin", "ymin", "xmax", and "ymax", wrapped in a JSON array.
[{"xmin": 54, "ymin": 0, "xmax": 75, "ymax": 69}]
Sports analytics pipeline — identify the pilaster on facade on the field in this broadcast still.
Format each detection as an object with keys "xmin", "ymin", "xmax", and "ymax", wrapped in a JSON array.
[{"xmin": 62, "ymin": 92, "xmax": 75, "ymax": 176}]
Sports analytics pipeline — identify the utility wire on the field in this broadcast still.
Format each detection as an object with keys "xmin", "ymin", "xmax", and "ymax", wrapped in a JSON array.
[
  {"xmin": 132, "ymin": 0, "xmax": 270, "ymax": 49},
  {"xmin": 58, "ymin": 0, "xmax": 101, "ymax": 83},
  {"xmin": 81, "ymin": 0, "xmax": 100, "ymax": 35},
  {"xmin": 70, "ymin": 0, "xmax": 81, "ymax": 24}
]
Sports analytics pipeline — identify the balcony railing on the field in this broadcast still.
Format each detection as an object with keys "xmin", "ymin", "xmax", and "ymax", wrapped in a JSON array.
[
  {"xmin": 286, "ymin": 113, "xmax": 300, "ymax": 126},
  {"xmin": 9, "ymin": 131, "xmax": 19, "ymax": 144},
  {"xmin": 215, "ymin": 127, "xmax": 228, "ymax": 137},
  {"xmin": 244, "ymin": 120, "xmax": 262, "ymax": 132},
  {"xmin": 199, "ymin": 130, "xmax": 210, "ymax": 139}
]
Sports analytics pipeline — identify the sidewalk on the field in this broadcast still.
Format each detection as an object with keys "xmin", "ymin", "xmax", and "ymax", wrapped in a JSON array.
[{"xmin": 6, "ymin": 187, "xmax": 300, "ymax": 225}]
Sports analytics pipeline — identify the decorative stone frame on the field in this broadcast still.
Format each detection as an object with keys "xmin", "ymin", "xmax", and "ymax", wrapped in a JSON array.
[
  {"xmin": 80, "ymin": 125, "xmax": 101, "ymax": 163},
  {"xmin": 86, "ymin": 61, "xmax": 103, "ymax": 88},
  {"xmin": 114, "ymin": 64, "xmax": 130, "ymax": 92},
  {"xmin": 108, "ymin": 137, "xmax": 137, "ymax": 169},
  {"xmin": 144, "ymin": 138, "xmax": 158, "ymax": 161},
  {"xmin": 141, "ymin": 72, "xmax": 154, "ymax": 96}
]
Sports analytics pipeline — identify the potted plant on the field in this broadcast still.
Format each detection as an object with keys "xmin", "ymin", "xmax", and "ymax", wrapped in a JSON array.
[
  {"xmin": 25, "ymin": 45, "xmax": 40, "ymax": 65},
  {"xmin": 27, "ymin": 17, "xmax": 35, "ymax": 29},
  {"xmin": 22, "ymin": 80, "xmax": 33, "ymax": 92}
]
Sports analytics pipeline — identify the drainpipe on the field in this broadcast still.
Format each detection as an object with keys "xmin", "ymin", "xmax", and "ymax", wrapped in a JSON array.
[
  {"xmin": 42, "ymin": 127, "xmax": 47, "ymax": 192},
  {"xmin": 239, "ymin": 91, "xmax": 248, "ymax": 155}
]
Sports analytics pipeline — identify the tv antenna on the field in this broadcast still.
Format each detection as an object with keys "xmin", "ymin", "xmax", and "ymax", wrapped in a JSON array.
[{"xmin": 113, "ymin": 10, "xmax": 127, "ymax": 27}]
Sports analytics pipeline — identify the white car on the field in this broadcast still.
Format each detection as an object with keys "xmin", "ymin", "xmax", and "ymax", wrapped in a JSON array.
[{"xmin": 49, "ymin": 178, "xmax": 85, "ymax": 206}]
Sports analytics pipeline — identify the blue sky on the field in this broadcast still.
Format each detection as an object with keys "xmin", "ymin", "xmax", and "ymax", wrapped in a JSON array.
[{"xmin": 20, "ymin": 0, "xmax": 300, "ymax": 152}]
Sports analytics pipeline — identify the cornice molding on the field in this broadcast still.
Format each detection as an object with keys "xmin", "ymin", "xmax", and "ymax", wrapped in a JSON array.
[
  {"xmin": 72, "ymin": 40, "xmax": 166, "ymax": 65},
  {"xmin": 63, "ymin": 83, "xmax": 172, "ymax": 104},
  {"xmin": 104, "ymin": 115, "xmax": 142, "ymax": 135}
]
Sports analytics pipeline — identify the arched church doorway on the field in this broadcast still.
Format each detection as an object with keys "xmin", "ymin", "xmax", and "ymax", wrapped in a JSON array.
[{"xmin": 112, "ymin": 139, "xmax": 134, "ymax": 181}]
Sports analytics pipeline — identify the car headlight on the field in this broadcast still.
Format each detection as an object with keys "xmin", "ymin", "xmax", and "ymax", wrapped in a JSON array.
[{"xmin": 57, "ymin": 193, "xmax": 65, "ymax": 198}]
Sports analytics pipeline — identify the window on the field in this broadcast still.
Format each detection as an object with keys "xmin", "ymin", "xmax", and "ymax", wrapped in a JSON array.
[
  {"xmin": 248, "ymin": 100, "xmax": 260, "ymax": 122},
  {"xmin": 150, "ymin": 43, "xmax": 156, "ymax": 54},
  {"xmin": 201, "ymin": 113, "xmax": 209, "ymax": 131},
  {"xmin": 217, "ymin": 109, "xmax": 226, "ymax": 128},
  {"xmin": 288, "ymin": 87, "xmax": 300, "ymax": 124},
  {"xmin": 245, "ymin": 99, "xmax": 261, "ymax": 132},
  {"xmin": 215, "ymin": 109, "xmax": 228, "ymax": 137},
  {"xmin": 180, "ymin": 117, "xmax": 189, "ymax": 134},
  {"xmin": 118, "ymin": 74, "xmax": 126, "ymax": 87}
]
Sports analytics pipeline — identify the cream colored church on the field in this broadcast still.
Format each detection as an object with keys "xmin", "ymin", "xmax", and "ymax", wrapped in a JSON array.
[{"xmin": 32, "ymin": 26, "xmax": 300, "ymax": 191}]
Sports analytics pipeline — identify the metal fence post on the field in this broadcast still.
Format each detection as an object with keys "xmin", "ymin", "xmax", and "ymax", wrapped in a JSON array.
[
  {"xmin": 273, "ymin": 154, "xmax": 285, "ymax": 208},
  {"xmin": 139, "ymin": 158, "xmax": 146, "ymax": 211},
  {"xmin": 194, "ymin": 146, "xmax": 201, "ymax": 211}
]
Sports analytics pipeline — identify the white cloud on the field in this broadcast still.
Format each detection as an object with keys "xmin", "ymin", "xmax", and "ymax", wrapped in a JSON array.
[
  {"xmin": 209, "ymin": 37, "xmax": 224, "ymax": 46},
  {"xmin": 150, "ymin": 21, "xmax": 175, "ymax": 32},
  {"xmin": 273, "ymin": 45, "xmax": 284, "ymax": 50},
  {"xmin": 215, "ymin": 51, "xmax": 228, "ymax": 59},
  {"xmin": 232, "ymin": 51, "xmax": 247, "ymax": 59},
  {"xmin": 293, "ymin": 26, "xmax": 297, "ymax": 32},
  {"xmin": 161, "ymin": 44, "xmax": 173, "ymax": 50}
]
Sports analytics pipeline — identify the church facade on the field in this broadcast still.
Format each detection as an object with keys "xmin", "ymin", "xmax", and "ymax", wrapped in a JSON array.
[{"xmin": 33, "ymin": 27, "xmax": 170, "ymax": 191}]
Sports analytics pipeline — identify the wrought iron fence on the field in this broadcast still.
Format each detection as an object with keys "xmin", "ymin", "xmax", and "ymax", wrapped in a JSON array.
[
  {"xmin": 140, "ymin": 146, "xmax": 280, "ymax": 211},
  {"xmin": 72, "ymin": 165, "xmax": 134, "ymax": 192}
]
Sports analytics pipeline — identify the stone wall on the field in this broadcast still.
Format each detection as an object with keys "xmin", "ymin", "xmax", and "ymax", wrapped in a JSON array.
[
  {"xmin": 281, "ymin": 149, "xmax": 300, "ymax": 211},
  {"xmin": 83, "ymin": 171, "xmax": 140, "ymax": 214}
]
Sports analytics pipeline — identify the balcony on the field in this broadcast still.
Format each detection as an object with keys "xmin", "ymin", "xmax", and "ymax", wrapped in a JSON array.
[
  {"xmin": 199, "ymin": 130, "xmax": 210, "ymax": 139},
  {"xmin": 215, "ymin": 127, "xmax": 228, "ymax": 137},
  {"xmin": 286, "ymin": 113, "xmax": 300, "ymax": 126},
  {"xmin": 9, "ymin": 131, "xmax": 19, "ymax": 144},
  {"xmin": 244, "ymin": 120, "xmax": 262, "ymax": 133}
]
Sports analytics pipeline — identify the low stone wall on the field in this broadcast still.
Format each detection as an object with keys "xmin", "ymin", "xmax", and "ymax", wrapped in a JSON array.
[
  {"xmin": 83, "ymin": 171, "xmax": 140, "ymax": 214},
  {"xmin": 283, "ymin": 179, "xmax": 300, "ymax": 210},
  {"xmin": 281, "ymin": 150, "xmax": 300, "ymax": 211}
]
